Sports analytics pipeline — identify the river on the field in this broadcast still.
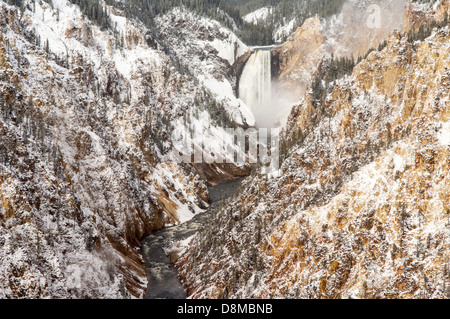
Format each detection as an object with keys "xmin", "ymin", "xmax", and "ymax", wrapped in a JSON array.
[{"xmin": 142, "ymin": 178, "xmax": 244, "ymax": 299}]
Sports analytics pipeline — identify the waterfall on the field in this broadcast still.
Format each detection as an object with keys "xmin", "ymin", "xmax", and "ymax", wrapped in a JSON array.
[{"xmin": 239, "ymin": 50, "xmax": 272, "ymax": 128}]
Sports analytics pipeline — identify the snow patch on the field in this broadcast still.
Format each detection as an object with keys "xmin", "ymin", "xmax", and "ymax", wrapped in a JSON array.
[
  {"xmin": 242, "ymin": 7, "xmax": 273, "ymax": 25},
  {"xmin": 438, "ymin": 122, "xmax": 450, "ymax": 146}
]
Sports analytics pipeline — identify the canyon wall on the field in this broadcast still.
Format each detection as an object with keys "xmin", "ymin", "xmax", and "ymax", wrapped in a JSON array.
[{"xmin": 177, "ymin": 19, "xmax": 450, "ymax": 299}]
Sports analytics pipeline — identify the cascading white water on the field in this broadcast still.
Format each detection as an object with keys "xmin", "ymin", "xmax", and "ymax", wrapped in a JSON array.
[{"xmin": 239, "ymin": 50, "xmax": 273, "ymax": 128}]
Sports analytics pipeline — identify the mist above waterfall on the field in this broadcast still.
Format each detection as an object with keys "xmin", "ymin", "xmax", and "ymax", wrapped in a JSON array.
[{"xmin": 239, "ymin": 50, "xmax": 293, "ymax": 129}]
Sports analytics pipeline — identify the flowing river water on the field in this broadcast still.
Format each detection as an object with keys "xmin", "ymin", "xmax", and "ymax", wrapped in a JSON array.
[{"xmin": 142, "ymin": 178, "xmax": 244, "ymax": 299}]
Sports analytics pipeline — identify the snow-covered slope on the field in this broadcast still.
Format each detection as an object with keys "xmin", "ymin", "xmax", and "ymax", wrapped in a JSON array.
[
  {"xmin": 155, "ymin": 8, "xmax": 254, "ymax": 127},
  {"xmin": 0, "ymin": 0, "xmax": 250, "ymax": 298},
  {"xmin": 273, "ymin": 17, "xmax": 297, "ymax": 43},
  {"xmin": 242, "ymin": 6, "xmax": 273, "ymax": 25}
]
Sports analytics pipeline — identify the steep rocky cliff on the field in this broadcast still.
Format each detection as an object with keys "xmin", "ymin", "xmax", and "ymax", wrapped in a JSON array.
[
  {"xmin": 272, "ymin": 15, "xmax": 325, "ymax": 102},
  {"xmin": 0, "ymin": 0, "xmax": 249, "ymax": 298},
  {"xmin": 177, "ymin": 21, "xmax": 450, "ymax": 298}
]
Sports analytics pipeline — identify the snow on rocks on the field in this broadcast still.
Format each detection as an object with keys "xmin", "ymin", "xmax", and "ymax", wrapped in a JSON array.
[
  {"xmin": 155, "ymin": 7, "xmax": 254, "ymax": 127},
  {"xmin": 176, "ymin": 25, "xmax": 450, "ymax": 299},
  {"xmin": 0, "ymin": 0, "xmax": 233, "ymax": 298}
]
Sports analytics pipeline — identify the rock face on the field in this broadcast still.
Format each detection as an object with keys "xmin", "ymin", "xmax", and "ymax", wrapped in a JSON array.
[
  {"xmin": 404, "ymin": 0, "xmax": 450, "ymax": 33},
  {"xmin": 176, "ymin": 20, "xmax": 450, "ymax": 298},
  {"xmin": 0, "ymin": 0, "xmax": 248, "ymax": 298},
  {"xmin": 272, "ymin": 16, "xmax": 325, "ymax": 102}
]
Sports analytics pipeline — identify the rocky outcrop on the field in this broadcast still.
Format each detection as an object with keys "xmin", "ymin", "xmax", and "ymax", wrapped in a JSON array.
[
  {"xmin": 404, "ymin": 0, "xmax": 450, "ymax": 33},
  {"xmin": 233, "ymin": 49, "xmax": 252, "ymax": 98}
]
